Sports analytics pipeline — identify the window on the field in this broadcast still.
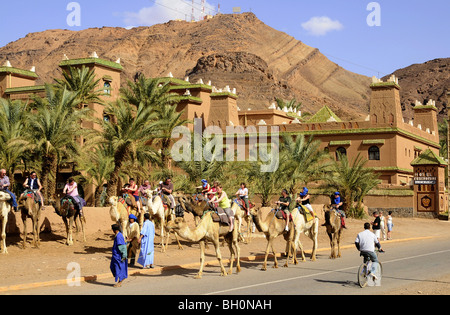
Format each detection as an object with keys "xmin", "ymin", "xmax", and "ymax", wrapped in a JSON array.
[
  {"xmin": 336, "ymin": 147, "xmax": 347, "ymax": 160},
  {"xmin": 103, "ymin": 81, "xmax": 111, "ymax": 95},
  {"xmin": 368, "ymin": 146, "xmax": 380, "ymax": 161}
]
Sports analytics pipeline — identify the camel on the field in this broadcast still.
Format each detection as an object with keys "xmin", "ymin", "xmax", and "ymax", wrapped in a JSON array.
[
  {"xmin": 0, "ymin": 191, "xmax": 11, "ymax": 254},
  {"xmin": 166, "ymin": 213, "xmax": 241, "ymax": 279},
  {"xmin": 144, "ymin": 189, "xmax": 183, "ymax": 252},
  {"xmin": 289, "ymin": 206, "xmax": 319, "ymax": 263},
  {"xmin": 177, "ymin": 194, "xmax": 252, "ymax": 243},
  {"xmin": 323, "ymin": 205, "xmax": 343, "ymax": 259},
  {"xmin": 18, "ymin": 191, "xmax": 42, "ymax": 249},
  {"xmin": 109, "ymin": 196, "xmax": 129, "ymax": 238},
  {"xmin": 250, "ymin": 207, "xmax": 296, "ymax": 270},
  {"xmin": 51, "ymin": 196, "xmax": 86, "ymax": 246}
]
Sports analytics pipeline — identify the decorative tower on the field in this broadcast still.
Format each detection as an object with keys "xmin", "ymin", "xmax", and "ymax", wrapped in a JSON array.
[{"xmin": 369, "ymin": 75, "xmax": 403, "ymax": 126}]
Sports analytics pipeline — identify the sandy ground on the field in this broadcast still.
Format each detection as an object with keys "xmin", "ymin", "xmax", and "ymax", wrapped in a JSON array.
[{"xmin": 0, "ymin": 206, "xmax": 449, "ymax": 294}]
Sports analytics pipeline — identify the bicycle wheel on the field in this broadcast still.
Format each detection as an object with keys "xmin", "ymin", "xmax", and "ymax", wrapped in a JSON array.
[{"xmin": 357, "ymin": 263, "xmax": 369, "ymax": 288}]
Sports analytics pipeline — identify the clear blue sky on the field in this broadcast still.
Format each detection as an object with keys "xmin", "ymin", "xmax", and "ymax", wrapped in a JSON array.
[{"xmin": 1, "ymin": 0, "xmax": 448, "ymax": 77}]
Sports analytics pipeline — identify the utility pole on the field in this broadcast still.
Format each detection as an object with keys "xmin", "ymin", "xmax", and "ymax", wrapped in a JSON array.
[{"xmin": 448, "ymin": 91, "xmax": 450, "ymax": 219}]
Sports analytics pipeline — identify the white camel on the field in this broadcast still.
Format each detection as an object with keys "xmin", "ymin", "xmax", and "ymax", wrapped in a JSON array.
[
  {"xmin": 0, "ymin": 191, "xmax": 11, "ymax": 254},
  {"xmin": 290, "ymin": 206, "xmax": 319, "ymax": 263},
  {"xmin": 109, "ymin": 196, "xmax": 129, "ymax": 238},
  {"xmin": 145, "ymin": 189, "xmax": 183, "ymax": 252}
]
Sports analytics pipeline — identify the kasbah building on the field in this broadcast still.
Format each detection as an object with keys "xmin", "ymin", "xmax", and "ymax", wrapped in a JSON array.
[{"xmin": 1, "ymin": 53, "xmax": 449, "ymax": 220}]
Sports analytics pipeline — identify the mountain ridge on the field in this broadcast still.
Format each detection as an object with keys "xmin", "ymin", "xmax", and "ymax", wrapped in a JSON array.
[{"xmin": 9, "ymin": 13, "xmax": 444, "ymax": 122}]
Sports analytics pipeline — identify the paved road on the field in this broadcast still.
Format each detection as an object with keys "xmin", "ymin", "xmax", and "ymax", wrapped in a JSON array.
[{"xmin": 10, "ymin": 236, "xmax": 450, "ymax": 297}]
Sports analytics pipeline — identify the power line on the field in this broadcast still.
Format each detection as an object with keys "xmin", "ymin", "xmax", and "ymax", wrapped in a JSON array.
[
  {"xmin": 322, "ymin": 52, "xmax": 386, "ymax": 77},
  {"xmin": 148, "ymin": 0, "xmax": 219, "ymax": 21}
]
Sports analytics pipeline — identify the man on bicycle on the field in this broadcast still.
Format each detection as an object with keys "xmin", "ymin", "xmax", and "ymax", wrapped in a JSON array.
[{"xmin": 355, "ymin": 223, "xmax": 384, "ymax": 279}]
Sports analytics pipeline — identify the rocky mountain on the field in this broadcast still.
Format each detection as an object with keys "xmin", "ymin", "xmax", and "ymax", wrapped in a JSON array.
[
  {"xmin": 1, "ymin": 13, "xmax": 374, "ymax": 120},
  {"xmin": 382, "ymin": 58, "xmax": 450, "ymax": 122}
]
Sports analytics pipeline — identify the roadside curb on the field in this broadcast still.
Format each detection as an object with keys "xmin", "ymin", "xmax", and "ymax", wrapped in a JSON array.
[{"xmin": 0, "ymin": 235, "xmax": 436, "ymax": 293}]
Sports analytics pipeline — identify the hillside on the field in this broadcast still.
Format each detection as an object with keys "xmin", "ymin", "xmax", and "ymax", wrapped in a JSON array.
[
  {"xmin": 382, "ymin": 58, "xmax": 450, "ymax": 122},
  {"xmin": 0, "ymin": 13, "xmax": 373, "ymax": 121}
]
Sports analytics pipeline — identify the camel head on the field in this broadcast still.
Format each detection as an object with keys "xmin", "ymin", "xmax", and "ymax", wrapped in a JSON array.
[
  {"xmin": 143, "ymin": 189, "xmax": 153, "ymax": 198},
  {"xmin": 166, "ymin": 217, "xmax": 185, "ymax": 231},
  {"xmin": 109, "ymin": 196, "xmax": 120, "ymax": 222},
  {"xmin": 59, "ymin": 196, "xmax": 76, "ymax": 218},
  {"xmin": 109, "ymin": 196, "xmax": 118, "ymax": 206},
  {"xmin": 0, "ymin": 191, "xmax": 11, "ymax": 202}
]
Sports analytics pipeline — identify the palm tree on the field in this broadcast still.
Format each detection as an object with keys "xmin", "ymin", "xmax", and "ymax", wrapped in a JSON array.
[
  {"xmin": 76, "ymin": 144, "xmax": 114, "ymax": 206},
  {"xmin": 121, "ymin": 75, "xmax": 187, "ymax": 169},
  {"xmin": 0, "ymin": 98, "xmax": 30, "ymax": 191},
  {"xmin": 245, "ymin": 151, "xmax": 284, "ymax": 207},
  {"xmin": 438, "ymin": 120, "xmax": 448, "ymax": 158},
  {"xmin": 101, "ymin": 99, "xmax": 160, "ymax": 198},
  {"xmin": 275, "ymin": 97, "xmax": 302, "ymax": 113},
  {"xmin": 175, "ymin": 134, "xmax": 226, "ymax": 190},
  {"xmin": 54, "ymin": 65, "xmax": 103, "ymax": 106},
  {"xmin": 321, "ymin": 152, "xmax": 380, "ymax": 218},
  {"xmin": 278, "ymin": 134, "xmax": 330, "ymax": 195},
  {"xmin": 27, "ymin": 84, "xmax": 88, "ymax": 200}
]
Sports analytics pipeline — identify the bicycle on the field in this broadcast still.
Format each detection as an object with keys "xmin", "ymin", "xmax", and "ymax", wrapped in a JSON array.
[{"xmin": 357, "ymin": 249, "xmax": 384, "ymax": 288}]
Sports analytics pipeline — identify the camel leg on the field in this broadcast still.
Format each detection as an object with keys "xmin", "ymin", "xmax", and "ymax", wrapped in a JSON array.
[
  {"xmin": 226, "ymin": 237, "xmax": 235, "ymax": 276},
  {"xmin": 262, "ymin": 236, "xmax": 271, "ymax": 271},
  {"xmin": 291, "ymin": 230, "xmax": 300, "ymax": 265},
  {"xmin": 36, "ymin": 220, "xmax": 41, "ymax": 248},
  {"xmin": 69, "ymin": 217, "xmax": 74, "ymax": 246},
  {"xmin": 234, "ymin": 236, "xmax": 241, "ymax": 274},
  {"xmin": 174, "ymin": 232, "xmax": 183, "ymax": 250},
  {"xmin": 1, "ymin": 219, "xmax": 7, "ymax": 254},
  {"xmin": 21, "ymin": 214, "xmax": 27, "ymax": 249},
  {"xmin": 213, "ymin": 239, "xmax": 228, "ymax": 277},
  {"xmin": 32, "ymin": 219, "xmax": 37, "ymax": 248},
  {"xmin": 196, "ymin": 240, "xmax": 206, "ymax": 279},
  {"xmin": 160, "ymin": 217, "xmax": 166, "ymax": 253},
  {"xmin": 62, "ymin": 217, "xmax": 70, "ymax": 245},
  {"xmin": 309, "ymin": 232, "xmax": 318, "ymax": 261},
  {"xmin": 271, "ymin": 241, "xmax": 279, "ymax": 269},
  {"xmin": 283, "ymin": 239, "xmax": 291, "ymax": 268},
  {"xmin": 80, "ymin": 216, "xmax": 87, "ymax": 243},
  {"xmin": 328, "ymin": 232, "xmax": 335, "ymax": 259},
  {"xmin": 337, "ymin": 230, "xmax": 342, "ymax": 258}
]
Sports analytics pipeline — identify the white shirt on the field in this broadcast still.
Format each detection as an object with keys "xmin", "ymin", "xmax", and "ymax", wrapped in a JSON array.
[
  {"xmin": 238, "ymin": 188, "xmax": 248, "ymax": 198},
  {"xmin": 355, "ymin": 229, "xmax": 380, "ymax": 252}
]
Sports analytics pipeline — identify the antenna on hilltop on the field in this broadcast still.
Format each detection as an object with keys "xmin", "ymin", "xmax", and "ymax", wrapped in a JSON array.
[
  {"xmin": 191, "ymin": 0, "xmax": 195, "ymax": 22},
  {"xmin": 202, "ymin": 0, "xmax": 205, "ymax": 19}
]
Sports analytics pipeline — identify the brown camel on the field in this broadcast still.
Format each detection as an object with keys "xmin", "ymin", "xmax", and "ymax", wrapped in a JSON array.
[
  {"xmin": 51, "ymin": 195, "xmax": 86, "ymax": 246},
  {"xmin": 250, "ymin": 207, "xmax": 296, "ymax": 270},
  {"xmin": 0, "ymin": 191, "xmax": 11, "ymax": 254},
  {"xmin": 18, "ymin": 191, "xmax": 42, "ymax": 249},
  {"xmin": 178, "ymin": 194, "xmax": 252, "ymax": 243},
  {"xmin": 166, "ymin": 213, "xmax": 241, "ymax": 279},
  {"xmin": 323, "ymin": 205, "xmax": 343, "ymax": 259}
]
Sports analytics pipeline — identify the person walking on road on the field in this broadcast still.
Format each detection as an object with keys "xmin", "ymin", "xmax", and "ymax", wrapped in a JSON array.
[{"xmin": 110, "ymin": 224, "xmax": 128, "ymax": 288}]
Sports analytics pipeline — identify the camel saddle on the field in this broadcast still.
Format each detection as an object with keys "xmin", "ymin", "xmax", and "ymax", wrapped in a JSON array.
[
  {"xmin": 272, "ymin": 209, "xmax": 293, "ymax": 221},
  {"xmin": 24, "ymin": 189, "xmax": 41, "ymax": 204},
  {"xmin": 298, "ymin": 205, "xmax": 314, "ymax": 223},
  {"xmin": 208, "ymin": 207, "xmax": 230, "ymax": 226}
]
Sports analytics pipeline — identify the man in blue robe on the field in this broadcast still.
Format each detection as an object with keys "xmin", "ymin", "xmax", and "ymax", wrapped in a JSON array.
[
  {"xmin": 138, "ymin": 213, "xmax": 155, "ymax": 269},
  {"xmin": 110, "ymin": 224, "xmax": 128, "ymax": 287}
]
